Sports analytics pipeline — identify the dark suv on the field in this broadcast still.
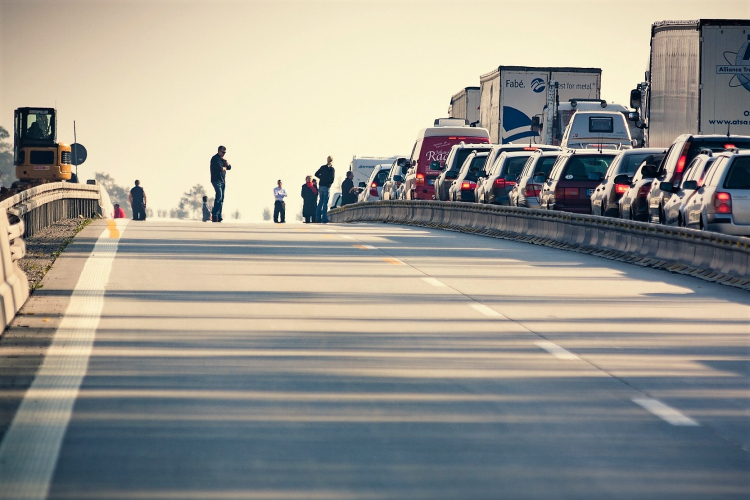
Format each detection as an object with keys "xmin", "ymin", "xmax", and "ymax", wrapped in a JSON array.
[
  {"xmin": 539, "ymin": 151, "xmax": 616, "ymax": 213},
  {"xmin": 647, "ymin": 134, "xmax": 750, "ymax": 223}
]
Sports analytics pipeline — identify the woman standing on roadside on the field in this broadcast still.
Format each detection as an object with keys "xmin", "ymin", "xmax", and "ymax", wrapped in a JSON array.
[{"xmin": 301, "ymin": 175, "xmax": 318, "ymax": 223}]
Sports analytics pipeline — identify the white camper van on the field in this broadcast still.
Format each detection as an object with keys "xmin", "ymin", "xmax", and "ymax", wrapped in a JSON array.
[{"xmin": 560, "ymin": 111, "xmax": 634, "ymax": 150}]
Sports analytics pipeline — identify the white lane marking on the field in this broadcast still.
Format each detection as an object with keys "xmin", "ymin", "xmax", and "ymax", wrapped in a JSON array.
[
  {"xmin": 357, "ymin": 244, "xmax": 377, "ymax": 250},
  {"xmin": 535, "ymin": 340, "xmax": 581, "ymax": 360},
  {"xmin": 341, "ymin": 235, "xmax": 355, "ymax": 240},
  {"xmin": 469, "ymin": 303, "xmax": 502, "ymax": 317},
  {"xmin": 324, "ymin": 229, "xmax": 335, "ymax": 232},
  {"xmin": 421, "ymin": 277, "xmax": 446, "ymax": 287},
  {"xmin": 632, "ymin": 397, "xmax": 700, "ymax": 426},
  {"xmin": 0, "ymin": 220, "xmax": 127, "ymax": 500}
]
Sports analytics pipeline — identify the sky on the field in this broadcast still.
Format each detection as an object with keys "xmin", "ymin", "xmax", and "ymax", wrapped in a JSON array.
[{"xmin": 1, "ymin": 0, "xmax": 749, "ymax": 221}]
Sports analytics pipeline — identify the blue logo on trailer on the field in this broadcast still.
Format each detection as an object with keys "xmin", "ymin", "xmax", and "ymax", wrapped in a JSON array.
[
  {"xmin": 502, "ymin": 106, "xmax": 537, "ymax": 143},
  {"xmin": 717, "ymin": 35, "xmax": 750, "ymax": 92},
  {"xmin": 531, "ymin": 78, "xmax": 546, "ymax": 93}
]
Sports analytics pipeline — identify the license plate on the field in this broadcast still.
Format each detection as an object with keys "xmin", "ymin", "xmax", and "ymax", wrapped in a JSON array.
[
  {"xmin": 586, "ymin": 189, "xmax": 594, "ymax": 196},
  {"xmin": 428, "ymin": 179, "xmax": 435, "ymax": 185}
]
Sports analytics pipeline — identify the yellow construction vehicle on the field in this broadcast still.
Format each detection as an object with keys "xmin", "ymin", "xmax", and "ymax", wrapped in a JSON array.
[{"xmin": 13, "ymin": 107, "xmax": 72, "ymax": 182}]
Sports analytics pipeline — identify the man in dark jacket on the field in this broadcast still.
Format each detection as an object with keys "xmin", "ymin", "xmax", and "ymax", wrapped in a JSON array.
[
  {"xmin": 340, "ymin": 171, "xmax": 357, "ymax": 206},
  {"xmin": 129, "ymin": 180, "xmax": 147, "ymax": 221},
  {"xmin": 210, "ymin": 145, "xmax": 231, "ymax": 222},
  {"xmin": 314, "ymin": 156, "xmax": 335, "ymax": 223}
]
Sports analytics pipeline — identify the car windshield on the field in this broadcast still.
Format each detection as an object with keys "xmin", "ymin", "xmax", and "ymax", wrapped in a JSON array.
[
  {"xmin": 562, "ymin": 155, "xmax": 615, "ymax": 180},
  {"xmin": 619, "ymin": 152, "xmax": 656, "ymax": 175},
  {"xmin": 724, "ymin": 157, "xmax": 750, "ymax": 189},
  {"xmin": 373, "ymin": 170, "xmax": 389, "ymax": 186},
  {"xmin": 532, "ymin": 156, "xmax": 558, "ymax": 176},
  {"xmin": 452, "ymin": 148, "xmax": 490, "ymax": 171}
]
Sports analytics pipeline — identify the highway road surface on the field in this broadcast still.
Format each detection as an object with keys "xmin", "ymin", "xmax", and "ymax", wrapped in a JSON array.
[{"xmin": 0, "ymin": 219, "xmax": 748, "ymax": 500}]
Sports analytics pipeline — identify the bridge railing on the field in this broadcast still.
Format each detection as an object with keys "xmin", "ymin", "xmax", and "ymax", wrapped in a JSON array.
[
  {"xmin": 329, "ymin": 200, "xmax": 750, "ymax": 290},
  {"xmin": 0, "ymin": 181, "xmax": 113, "ymax": 330}
]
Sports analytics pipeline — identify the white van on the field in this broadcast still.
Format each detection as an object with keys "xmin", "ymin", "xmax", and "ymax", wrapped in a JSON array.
[{"xmin": 561, "ymin": 111, "xmax": 634, "ymax": 150}]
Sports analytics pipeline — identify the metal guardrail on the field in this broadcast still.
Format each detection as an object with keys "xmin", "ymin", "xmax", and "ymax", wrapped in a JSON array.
[
  {"xmin": 329, "ymin": 200, "xmax": 750, "ymax": 290},
  {"xmin": 0, "ymin": 181, "xmax": 113, "ymax": 330}
]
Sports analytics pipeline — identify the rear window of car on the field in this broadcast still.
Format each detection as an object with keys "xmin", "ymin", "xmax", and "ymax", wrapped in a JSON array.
[
  {"xmin": 450, "ymin": 148, "xmax": 491, "ymax": 171},
  {"xmin": 561, "ymin": 155, "xmax": 615, "ymax": 180},
  {"xmin": 533, "ymin": 156, "xmax": 558, "ymax": 176},
  {"xmin": 619, "ymin": 152, "xmax": 656, "ymax": 175},
  {"xmin": 688, "ymin": 139, "xmax": 750, "ymax": 161},
  {"xmin": 373, "ymin": 170, "xmax": 389, "ymax": 186},
  {"xmin": 465, "ymin": 156, "xmax": 488, "ymax": 182},
  {"xmin": 723, "ymin": 157, "xmax": 750, "ymax": 190},
  {"xmin": 503, "ymin": 157, "xmax": 531, "ymax": 177}
]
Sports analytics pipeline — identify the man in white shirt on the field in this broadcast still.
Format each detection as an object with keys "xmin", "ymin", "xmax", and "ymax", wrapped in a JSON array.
[{"xmin": 273, "ymin": 180, "xmax": 287, "ymax": 223}]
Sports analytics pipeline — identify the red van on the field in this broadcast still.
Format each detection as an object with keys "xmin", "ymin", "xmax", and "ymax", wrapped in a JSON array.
[{"xmin": 404, "ymin": 122, "xmax": 490, "ymax": 200}]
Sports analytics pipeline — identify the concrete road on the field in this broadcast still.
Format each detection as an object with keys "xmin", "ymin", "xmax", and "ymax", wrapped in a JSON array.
[{"xmin": 0, "ymin": 220, "xmax": 748, "ymax": 499}]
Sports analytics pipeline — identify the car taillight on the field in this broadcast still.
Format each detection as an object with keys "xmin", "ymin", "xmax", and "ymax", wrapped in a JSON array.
[
  {"xmin": 416, "ymin": 173, "xmax": 425, "ymax": 186},
  {"xmin": 554, "ymin": 187, "xmax": 580, "ymax": 199},
  {"xmin": 564, "ymin": 188, "xmax": 579, "ymax": 198},
  {"xmin": 523, "ymin": 184, "xmax": 540, "ymax": 197},
  {"xmin": 493, "ymin": 178, "xmax": 515, "ymax": 189},
  {"xmin": 638, "ymin": 184, "xmax": 651, "ymax": 197},
  {"xmin": 615, "ymin": 184, "xmax": 629, "ymax": 194},
  {"xmin": 370, "ymin": 182, "xmax": 378, "ymax": 196},
  {"xmin": 461, "ymin": 181, "xmax": 476, "ymax": 190},
  {"xmin": 676, "ymin": 155, "xmax": 687, "ymax": 173},
  {"xmin": 714, "ymin": 192, "xmax": 732, "ymax": 214}
]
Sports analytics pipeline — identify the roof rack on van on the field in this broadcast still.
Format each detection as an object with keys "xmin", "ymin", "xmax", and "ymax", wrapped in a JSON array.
[
  {"xmin": 434, "ymin": 117, "xmax": 469, "ymax": 127},
  {"xmin": 570, "ymin": 99, "xmax": 608, "ymax": 109},
  {"xmin": 698, "ymin": 148, "xmax": 714, "ymax": 156}
]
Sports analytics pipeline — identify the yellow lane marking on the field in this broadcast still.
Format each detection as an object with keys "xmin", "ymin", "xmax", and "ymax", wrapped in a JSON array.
[
  {"xmin": 323, "ymin": 234, "xmax": 335, "ymax": 239},
  {"xmin": 383, "ymin": 258, "xmax": 405, "ymax": 265},
  {"xmin": 107, "ymin": 220, "xmax": 120, "ymax": 239}
]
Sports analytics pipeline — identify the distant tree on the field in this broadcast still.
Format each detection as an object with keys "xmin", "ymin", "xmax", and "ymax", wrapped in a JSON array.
[
  {"xmin": 177, "ymin": 184, "xmax": 213, "ymax": 219},
  {"xmin": 0, "ymin": 126, "xmax": 17, "ymax": 187},
  {"xmin": 262, "ymin": 207, "xmax": 271, "ymax": 221},
  {"xmin": 95, "ymin": 172, "xmax": 132, "ymax": 217},
  {"xmin": 146, "ymin": 207, "xmax": 154, "ymax": 218},
  {"xmin": 232, "ymin": 209, "xmax": 241, "ymax": 219},
  {"xmin": 170, "ymin": 207, "xmax": 188, "ymax": 219}
]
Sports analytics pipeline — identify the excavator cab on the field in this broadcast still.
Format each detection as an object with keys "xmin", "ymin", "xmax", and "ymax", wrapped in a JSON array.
[{"xmin": 14, "ymin": 107, "xmax": 72, "ymax": 182}]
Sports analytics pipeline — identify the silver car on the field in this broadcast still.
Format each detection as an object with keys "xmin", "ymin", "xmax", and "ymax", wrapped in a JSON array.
[
  {"xmin": 661, "ymin": 152, "xmax": 716, "ymax": 227},
  {"xmin": 680, "ymin": 150, "xmax": 750, "ymax": 235},
  {"xmin": 357, "ymin": 164, "xmax": 390, "ymax": 203},
  {"xmin": 509, "ymin": 151, "xmax": 562, "ymax": 208}
]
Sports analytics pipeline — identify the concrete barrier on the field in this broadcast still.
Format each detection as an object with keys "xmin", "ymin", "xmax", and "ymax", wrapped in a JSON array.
[
  {"xmin": 329, "ymin": 201, "xmax": 750, "ymax": 290},
  {"xmin": 0, "ymin": 181, "xmax": 113, "ymax": 330}
]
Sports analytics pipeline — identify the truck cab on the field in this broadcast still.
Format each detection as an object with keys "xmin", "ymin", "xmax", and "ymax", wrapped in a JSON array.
[
  {"xmin": 560, "ymin": 111, "xmax": 634, "ymax": 151},
  {"xmin": 13, "ymin": 107, "xmax": 72, "ymax": 182}
]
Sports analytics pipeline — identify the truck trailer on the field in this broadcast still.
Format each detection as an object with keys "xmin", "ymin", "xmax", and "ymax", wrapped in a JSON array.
[
  {"xmin": 448, "ymin": 87, "xmax": 480, "ymax": 127},
  {"xmin": 479, "ymin": 66, "xmax": 601, "ymax": 144},
  {"xmin": 630, "ymin": 19, "xmax": 750, "ymax": 147},
  {"xmin": 349, "ymin": 156, "xmax": 403, "ymax": 188}
]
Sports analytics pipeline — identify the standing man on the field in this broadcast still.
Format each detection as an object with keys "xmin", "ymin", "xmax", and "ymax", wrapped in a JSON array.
[
  {"xmin": 341, "ymin": 171, "xmax": 357, "ymax": 206},
  {"xmin": 129, "ymin": 180, "xmax": 147, "ymax": 221},
  {"xmin": 210, "ymin": 145, "xmax": 231, "ymax": 223},
  {"xmin": 315, "ymin": 156, "xmax": 335, "ymax": 223},
  {"xmin": 273, "ymin": 180, "xmax": 287, "ymax": 223}
]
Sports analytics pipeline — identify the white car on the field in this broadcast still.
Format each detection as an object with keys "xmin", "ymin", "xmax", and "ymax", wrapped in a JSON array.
[
  {"xmin": 560, "ymin": 111, "xmax": 634, "ymax": 150},
  {"xmin": 679, "ymin": 149, "xmax": 750, "ymax": 235},
  {"xmin": 357, "ymin": 164, "xmax": 390, "ymax": 203}
]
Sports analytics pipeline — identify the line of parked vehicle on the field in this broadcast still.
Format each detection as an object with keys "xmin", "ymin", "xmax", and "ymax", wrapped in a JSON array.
[{"xmin": 347, "ymin": 120, "xmax": 750, "ymax": 236}]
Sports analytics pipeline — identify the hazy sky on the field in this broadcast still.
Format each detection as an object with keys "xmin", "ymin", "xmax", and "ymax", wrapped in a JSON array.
[{"xmin": 2, "ymin": 0, "xmax": 749, "ymax": 220}]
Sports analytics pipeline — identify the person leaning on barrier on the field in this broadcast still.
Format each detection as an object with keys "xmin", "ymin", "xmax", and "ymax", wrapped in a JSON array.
[
  {"xmin": 340, "ymin": 171, "xmax": 358, "ymax": 206},
  {"xmin": 129, "ymin": 180, "xmax": 147, "ymax": 221}
]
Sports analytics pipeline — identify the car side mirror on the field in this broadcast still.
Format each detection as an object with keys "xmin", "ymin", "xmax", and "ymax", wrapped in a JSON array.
[
  {"xmin": 430, "ymin": 161, "xmax": 442, "ymax": 170},
  {"xmin": 613, "ymin": 174, "xmax": 630, "ymax": 185},
  {"xmin": 682, "ymin": 180, "xmax": 698, "ymax": 191},
  {"xmin": 358, "ymin": 182, "xmax": 367, "ymax": 188},
  {"xmin": 659, "ymin": 181, "xmax": 675, "ymax": 193},
  {"xmin": 394, "ymin": 175, "xmax": 404, "ymax": 182},
  {"xmin": 588, "ymin": 172, "xmax": 604, "ymax": 182}
]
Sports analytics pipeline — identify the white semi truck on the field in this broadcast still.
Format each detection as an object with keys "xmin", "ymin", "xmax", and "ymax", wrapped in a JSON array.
[
  {"xmin": 448, "ymin": 87, "xmax": 481, "ymax": 127},
  {"xmin": 479, "ymin": 66, "xmax": 601, "ymax": 144},
  {"xmin": 629, "ymin": 19, "xmax": 750, "ymax": 148}
]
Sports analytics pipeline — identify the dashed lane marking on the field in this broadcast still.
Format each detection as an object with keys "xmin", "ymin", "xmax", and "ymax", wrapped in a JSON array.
[
  {"xmin": 354, "ymin": 245, "xmax": 377, "ymax": 250},
  {"xmin": 0, "ymin": 219, "xmax": 128, "ymax": 500},
  {"xmin": 421, "ymin": 277, "xmax": 446, "ymax": 287},
  {"xmin": 469, "ymin": 303, "xmax": 503, "ymax": 317},
  {"xmin": 632, "ymin": 397, "xmax": 700, "ymax": 426},
  {"xmin": 341, "ymin": 235, "xmax": 355, "ymax": 240},
  {"xmin": 535, "ymin": 340, "xmax": 581, "ymax": 360},
  {"xmin": 383, "ymin": 258, "xmax": 405, "ymax": 265}
]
